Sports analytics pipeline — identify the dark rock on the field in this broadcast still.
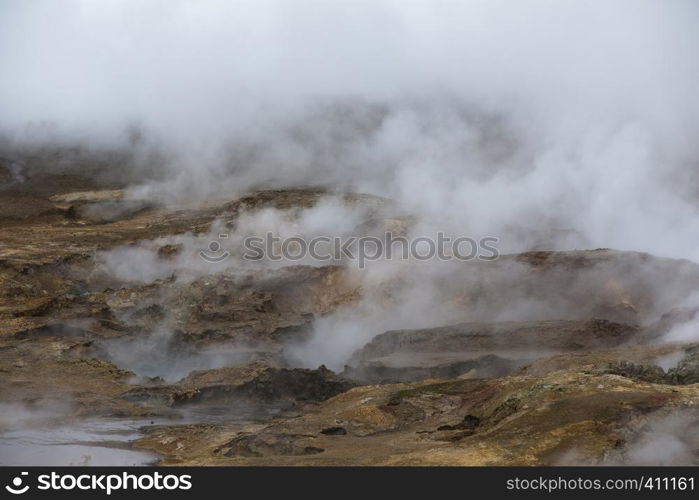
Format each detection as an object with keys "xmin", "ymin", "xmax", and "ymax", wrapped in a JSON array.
[
  {"xmin": 157, "ymin": 244, "xmax": 183, "ymax": 259},
  {"xmin": 437, "ymin": 414, "xmax": 481, "ymax": 432},
  {"xmin": 603, "ymin": 361, "xmax": 668, "ymax": 384},
  {"xmin": 345, "ymin": 354, "xmax": 523, "ymax": 384},
  {"xmin": 220, "ymin": 433, "xmax": 325, "ymax": 457},
  {"xmin": 347, "ymin": 319, "xmax": 639, "ymax": 383},
  {"xmin": 603, "ymin": 347, "xmax": 699, "ymax": 385},
  {"xmin": 122, "ymin": 363, "xmax": 356, "ymax": 408},
  {"xmin": 320, "ymin": 426, "xmax": 347, "ymax": 435},
  {"xmin": 668, "ymin": 346, "xmax": 699, "ymax": 385}
]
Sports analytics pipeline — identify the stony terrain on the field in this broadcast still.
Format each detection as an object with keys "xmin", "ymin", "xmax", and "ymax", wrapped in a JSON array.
[{"xmin": 1, "ymin": 157, "xmax": 698, "ymax": 466}]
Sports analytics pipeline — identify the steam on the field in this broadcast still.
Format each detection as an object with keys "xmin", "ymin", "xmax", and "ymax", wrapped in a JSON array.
[
  {"xmin": 660, "ymin": 291, "xmax": 699, "ymax": 343},
  {"xmin": 2, "ymin": 1, "xmax": 699, "ymax": 464},
  {"xmin": 0, "ymin": 400, "xmax": 74, "ymax": 432},
  {"xmin": 93, "ymin": 194, "xmax": 699, "ymax": 372},
  {"xmin": 1, "ymin": 0, "xmax": 698, "ymax": 264},
  {"xmin": 96, "ymin": 196, "xmax": 374, "ymax": 283},
  {"xmin": 622, "ymin": 411, "xmax": 699, "ymax": 466}
]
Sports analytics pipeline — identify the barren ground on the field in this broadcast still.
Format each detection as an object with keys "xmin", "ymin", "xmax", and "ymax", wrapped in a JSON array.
[{"xmin": 1, "ymin": 165, "xmax": 698, "ymax": 466}]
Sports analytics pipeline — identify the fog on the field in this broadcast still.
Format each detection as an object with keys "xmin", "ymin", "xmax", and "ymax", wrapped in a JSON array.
[
  {"xmin": 3, "ymin": 0, "xmax": 698, "ymax": 353},
  {"xmin": 1, "ymin": 0, "xmax": 699, "ymax": 260}
]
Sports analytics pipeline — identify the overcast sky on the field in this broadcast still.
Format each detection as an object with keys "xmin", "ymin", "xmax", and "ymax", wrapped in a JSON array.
[
  {"xmin": 2, "ymin": 1, "xmax": 699, "ymax": 261},
  {"xmin": 1, "ymin": 0, "xmax": 697, "ymax": 144}
]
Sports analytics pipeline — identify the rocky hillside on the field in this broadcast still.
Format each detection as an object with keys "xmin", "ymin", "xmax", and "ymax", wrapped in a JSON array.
[{"xmin": 1, "ymin": 167, "xmax": 698, "ymax": 465}]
